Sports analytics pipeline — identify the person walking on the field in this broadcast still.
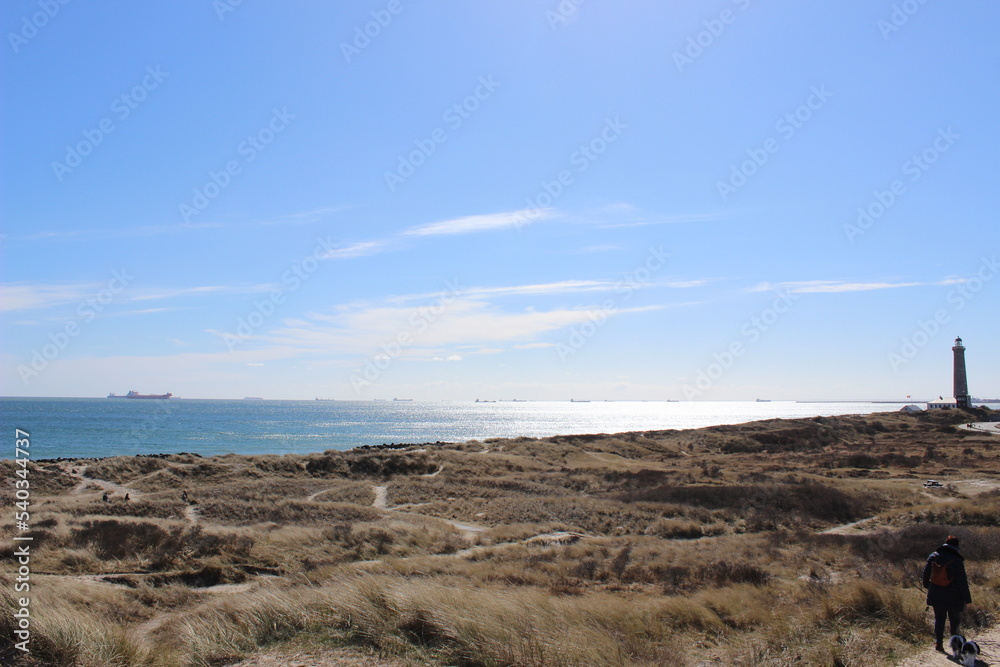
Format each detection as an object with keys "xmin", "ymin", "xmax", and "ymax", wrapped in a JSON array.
[{"xmin": 923, "ymin": 535, "xmax": 972, "ymax": 652}]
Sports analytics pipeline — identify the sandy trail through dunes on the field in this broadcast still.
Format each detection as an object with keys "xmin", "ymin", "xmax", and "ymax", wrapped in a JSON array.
[
  {"xmin": 64, "ymin": 465, "xmax": 144, "ymax": 500},
  {"xmin": 372, "ymin": 484, "xmax": 388, "ymax": 509},
  {"xmin": 894, "ymin": 625, "xmax": 1000, "ymax": 667}
]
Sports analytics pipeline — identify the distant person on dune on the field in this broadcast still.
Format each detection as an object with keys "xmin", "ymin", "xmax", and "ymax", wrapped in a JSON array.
[{"xmin": 923, "ymin": 535, "xmax": 972, "ymax": 653}]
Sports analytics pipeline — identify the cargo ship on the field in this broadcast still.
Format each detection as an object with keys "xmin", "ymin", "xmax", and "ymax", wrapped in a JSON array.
[{"xmin": 108, "ymin": 391, "xmax": 173, "ymax": 399}]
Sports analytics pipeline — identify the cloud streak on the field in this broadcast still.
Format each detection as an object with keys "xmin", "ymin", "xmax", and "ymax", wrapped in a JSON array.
[
  {"xmin": 403, "ymin": 209, "xmax": 554, "ymax": 236},
  {"xmin": 0, "ymin": 282, "xmax": 102, "ymax": 312},
  {"xmin": 265, "ymin": 299, "xmax": 670, "ymax": 357},
  {"xmin": 384, "ymin": 278, "xmax": 710, "ymax": 304},
  {"xmin": 319, "ymin": 207, "xmax": 555, "ymax": 263},
  {"xmin": 0, "ymin": 281, "xmax": 276, "ymax": 312},
  {"xmin": 11, "ymin": 206, "xmax": 348, "ymax": 243},
  {"xmin": 751, "ymin": 280, "xmax": 932, "ymax": 294}
]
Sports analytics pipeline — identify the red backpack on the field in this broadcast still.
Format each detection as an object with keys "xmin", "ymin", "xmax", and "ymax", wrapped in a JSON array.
[{"xmin": 929, "ymin": 557, "xmax": 954, "ymax": 587}]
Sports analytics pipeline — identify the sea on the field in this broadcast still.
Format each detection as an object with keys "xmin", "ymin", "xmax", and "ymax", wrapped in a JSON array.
[{"xmin": 4, "ymin": 397, "xmax": 985, "ymax": 461}]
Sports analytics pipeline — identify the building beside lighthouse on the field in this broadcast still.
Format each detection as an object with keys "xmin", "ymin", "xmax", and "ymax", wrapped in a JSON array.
[{"xmin": 926, "ymin": 337, "xmax": 971, "ymax": 410}]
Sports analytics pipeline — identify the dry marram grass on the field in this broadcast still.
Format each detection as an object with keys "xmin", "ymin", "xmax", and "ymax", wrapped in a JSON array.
[{"xmin": 1, "ymin": 408, "xmax": 998, "ymax": 666}]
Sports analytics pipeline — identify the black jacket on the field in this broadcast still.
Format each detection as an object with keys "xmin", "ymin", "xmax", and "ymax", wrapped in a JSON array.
[{"xmin": 923, "ymin": 543, "xmax": 972, "ymax": 607}]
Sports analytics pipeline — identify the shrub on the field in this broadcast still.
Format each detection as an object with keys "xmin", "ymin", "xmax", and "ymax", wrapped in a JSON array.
[
  {"xmin": 70, "ymin": 520, "xmax": 254, "ymax": 564},
  {"xmin": 619, "ymin": 483, "xmax": 871, "ymax": 524},
  {"xmin": 698, "ymin": 560, "xmax": 770, "ymax": 587},
  {"xmin": 843, "ymin": 454, "xmax": 880, "ymax": 469},
  {"xmin": 646, "ymin": 518, "xmax": 706, "ymax": 539},
  {"xmin": 73, "ymin": 519, "xmax": 170, "ymax": 559},
  {"xmin": 821, "ymin": 580, "xmax": 926, "ymax": 640}
]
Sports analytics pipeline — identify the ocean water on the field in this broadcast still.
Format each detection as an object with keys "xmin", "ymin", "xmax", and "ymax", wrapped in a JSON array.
[{"xmin": 0, "ymin": 397, "xmax": 957, "ymax": 460}]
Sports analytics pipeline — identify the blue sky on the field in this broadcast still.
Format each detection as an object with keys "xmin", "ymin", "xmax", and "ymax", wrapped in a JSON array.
[{"xmin": 1, "ymin": 0, "xmax": 997, "ymax": 401}]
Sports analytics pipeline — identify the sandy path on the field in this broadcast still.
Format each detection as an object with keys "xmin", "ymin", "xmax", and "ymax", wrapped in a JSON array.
[
  {"xmin": 959, "ymin": 423, "xmax": 1000, "ymax": 435},
  {"xmin": 184, "ymin": 504, "xmax": 201, "ymax": 523},
  {"xmin": 445, "ymin": 520, "xmax": 485, "ymax": 533},
  {"xmin": 226, "ymin": 646, "xmax": 425, "ymax": 667},
  {"xmin": 307, "ymin": 487, "xmax": 337, "ymax": 501},
  {"xmin": 821, "ymin": 516, "xmax": 881, "ymax": 536},
  {"xmin": 372, "ymin": 485, "xmax": 388, "ymax": 509},
  {"xmin": 894, "ymin": 624, "xmax": 999, "ymax": 666},
  {"xmin": 822, "ymin": 477, "xmax": 1000, "ymax": 536},
  {"xmin": 66, "ymin": 465, "xmax": 144, "ymax": 500}
]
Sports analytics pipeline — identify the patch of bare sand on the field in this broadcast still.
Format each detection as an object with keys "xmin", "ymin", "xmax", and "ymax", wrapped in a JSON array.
[
  {"xmin": 372, "ymin": 484, "xmax": 388, "ymax": 509},
  {"xmin": 894, "ymin": 623, "xmax": 1000, "ymax": 666},
  {"xmin": 421, "ymin": 464, "xmax": 444, "ymax": 477},
  {"xmin": 821, "ymin": 516, "xmax": 882, "ymax": 536},
  {"xmin": 226, "ymin": 646, "xmax": 428, "ymax": 667},
  {"xmin": 306, "ymin": 487, "xmax": 336, "ymax": 501},
  {"xmin": 64, "ymin": 465, "xmax": 145, "ymax": 500}
]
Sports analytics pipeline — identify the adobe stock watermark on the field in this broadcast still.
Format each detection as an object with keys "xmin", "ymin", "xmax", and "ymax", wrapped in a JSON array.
[
  {"xmin": 51, "ymin": 66, "xmax": 168, "ymax": 182},
  {"xmin": 385, "ymin": 75, "xmax": 501, "ymax": 192},
  {"xmin": 515, "ymin": 116, "xmax": 628, "ymax": 230},
  {"xmin": 682, "ymin": 289, "xmax": 798, "ymax": 399},
  {"xmin": 673, "ymin": 0, "xmax": 752, "ymax": 73},
  {"xmin": 556, "ymin": 247, "xmax": 670, "ymax": 361},
  {"xmin": 350, "ymin": 280, "xmax": 463, "ymax": 392},
  {"xmin": 213, "ymin": 0, "xmax": 248, "ymax": 21},
  {"xmin": 842, "ymin": 127, "xmax": 958, "ymax": 243},
  {"xmin": 878, "ymin": 0, "xmax": 933, "ymax": 40},
  {"xmin": 7, "ymin": 0, "xmax": 72, "ymax": 54},
  {"xmin": 222, "ymin": 236, "xmax": 336, "ymax": 351},
  {"xmin": 341, "ymin": 0, "xmax": 404, "ymax": 63},
  {"xmin": 17, "ymin": 269, "xmax": 134, "ymax": 384},
  {"xmin": 716, "ymin": 85, "xmax": 833, "ymax": 202},
  {"xmin": 179, "ymin": 107, "xmax": 294, "ymax": 223},
  {"xmin": 887, "ymin": 255, "xmax": 997, "ymax": 371},
  {"xmin": 546, "ymin": 0, "xmax": 586, "ymax": 30}
]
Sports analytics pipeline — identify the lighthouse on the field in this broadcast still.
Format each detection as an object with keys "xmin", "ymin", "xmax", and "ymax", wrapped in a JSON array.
[{"xmin": 953, "ymin": 336, "xmax": 970, "ymax": 408}]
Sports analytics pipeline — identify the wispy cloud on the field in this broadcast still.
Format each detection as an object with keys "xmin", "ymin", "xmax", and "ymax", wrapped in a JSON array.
[
  {"xmin": 124, "ymin": 307, "xmax": 175, "ymax": 315},
  {"xmin": 403, "ymin": 209, "xmax": 554, "ymax": 236},
  {"xmin": 596, "ymin": 211, "xmax": 727, "ymax": 229},
  {"xmin": 385, "ymin": 278, "xmax": 710, "ymax": 304},
  {"xmin": 463, "ymin": 280, "xmax": 617, "ymax": 298},
  {"xmin": 129, "ymin": 286, "xmax": 231, "ymax": 302},
  {"xmin": 0, "ymin": 281, "xmax": 276, "ymax": 312},
  {"xmin": 254, "ymin": 206, "xmax": 353, "ymax": 226},
  {"xmin": 317, "ymin": 207, "xmax": 556, "ymax": 262},
  {"xmin": 750, "ymin": 280, "xmax": 924, "ymax": 294},
  {"xmin": 265, "ymin": 299, "xmax": 669, "ymax": 356},
  {"xmin": 319, "ymin": 240, "xmax": 391, "ymax": 260},
  {"xmin": 12, "ymin": 206, "xmax": 347, "ymax": 242},
  {"xmin": 0, "ymin": 282, "xmax": 100, "ymax": 311},
  {"xmin": 18, "ymin": 222, "xmax": 226, "ymax": 242}
]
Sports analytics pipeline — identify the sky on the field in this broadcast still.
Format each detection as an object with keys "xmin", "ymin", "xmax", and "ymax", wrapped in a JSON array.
[{"xmin": 1, "ymin": 0, "xmax": 997, "ymax": 402}]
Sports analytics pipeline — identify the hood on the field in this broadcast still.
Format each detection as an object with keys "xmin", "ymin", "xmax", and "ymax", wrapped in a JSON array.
[{"xmin": 935, "ymin": 543, "xmax": 964, "ymax": 561}]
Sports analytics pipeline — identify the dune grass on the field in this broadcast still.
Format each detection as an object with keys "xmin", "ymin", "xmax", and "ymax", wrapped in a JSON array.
[{"xmin": 1, "ymin": 409, "xmax": 998, "ymax": 666}]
